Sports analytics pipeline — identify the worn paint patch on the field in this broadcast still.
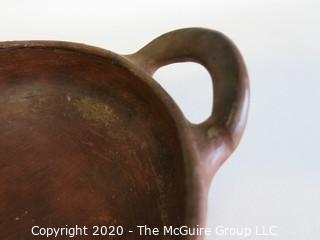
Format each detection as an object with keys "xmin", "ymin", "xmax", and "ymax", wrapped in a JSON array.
[{"xmin": 73, "ymin": 96, "xmax": 118, "ymax": 126}]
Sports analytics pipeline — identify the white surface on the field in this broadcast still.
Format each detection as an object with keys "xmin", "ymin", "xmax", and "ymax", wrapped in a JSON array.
[{"xmin": 1, "ymin": 0, "xmax": 319, "ymax": 239}]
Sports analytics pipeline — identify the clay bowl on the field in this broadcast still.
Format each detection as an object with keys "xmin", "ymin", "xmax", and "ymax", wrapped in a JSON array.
[{"xmin": 0, "ymin": 28, "xmax": 249, "ymax": 239}]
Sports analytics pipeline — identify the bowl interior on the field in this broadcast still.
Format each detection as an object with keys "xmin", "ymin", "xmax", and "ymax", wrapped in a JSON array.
[{"xmin": 0, "ymin": 46, "xmax": 186, "ymax": 239}]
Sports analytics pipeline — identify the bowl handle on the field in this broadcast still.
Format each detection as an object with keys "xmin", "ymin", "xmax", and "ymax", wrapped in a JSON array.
[{"xmin": 126, "ymin": 28, "xmax": 249, "ymax": 176}]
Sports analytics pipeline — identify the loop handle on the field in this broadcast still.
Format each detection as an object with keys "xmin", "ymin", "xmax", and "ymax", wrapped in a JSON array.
[{"xmin": 126, "ymin": 28, "xmax": 249, "ymax": 173}]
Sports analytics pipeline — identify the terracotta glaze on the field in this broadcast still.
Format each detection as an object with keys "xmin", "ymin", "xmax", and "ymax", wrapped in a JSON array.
[{"xmin": 0, "ymin": 28, "xmax": 249, "ymax": 239}]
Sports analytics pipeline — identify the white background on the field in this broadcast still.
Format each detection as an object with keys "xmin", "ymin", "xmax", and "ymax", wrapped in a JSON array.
[{"xmin": 1, "ymin": 0, "xmax": 319, "ymax": 239}]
